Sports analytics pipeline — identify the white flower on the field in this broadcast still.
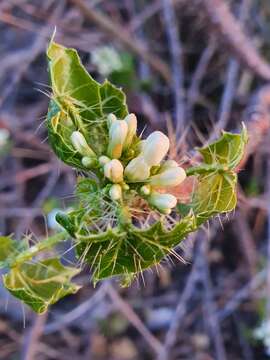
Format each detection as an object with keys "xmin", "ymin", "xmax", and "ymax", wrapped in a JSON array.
[
  {"xmin": 124, "ymin": 156, "xmax": 150, "ymax": 182},
  {"xmin": 107, "ymin": 113, "xmax": 117, "ymax": 128},
  {"xmin": 109, "ymin": 184, "xmax": 122, "ymax": 201},
  {"xmin": 160, "ymin": 160, "xmax": 179, "ymax": 171},
  {"xmin": 123, "ymin": 113, "xmax": 137, "ymax": 150},
  {"xmin": 140, "ymin": 185, "xmax": 151, "ymax": 195},
  {"xmin": 148, "ymin": 192, "xmax": 177, "ymax": 214},
  {"xmin": 107, "ymin": 120, "xmax": 128, "ymax": 159},
  {"xmin": 149, "ymin": 167, "xmax": 186, "ymax": 187},
  {"xmin": 141, "ymin": 131, "xmax": 170, "ymax": 166},
  {"xmin": 104, "ymin": 159, "xmax": 124, "ymax": 183},
  {"xmin": 70, "ymin": 131, "xmax": 95, "ymax": 157}
]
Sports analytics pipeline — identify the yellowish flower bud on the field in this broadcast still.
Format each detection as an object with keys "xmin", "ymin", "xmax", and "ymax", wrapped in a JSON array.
[
  {"xmin": 107, "ymin": 120, "xmax": 128, "ymax": 159},
  {"xmin": 141, "ymin": 131, "xmax": 169, "ymax": 166},
  {"xmin": 123, "ymin": 113, "xmax": 137, "ymax": 150},
  {"xmin": 70, "ymin": 131, "xmax": 96, "ymax": 157},
  {"xmin": 148, "ymin": 192, "xmax": 177, "ymax": 213},
  {"xmin": 109, "ymin": 184, "xmax": 122, "ymax": 201},
  {"xmin": 124, "ymin": 156, "xmax": 150, "ymax": 182},
  {"xmin": 99, "ymin": 155, "xmax": 110, "ymax": 166},
  {"xmin": 81, "ymin": 156, "xmax": 96, "ymax": 168},
  {"xmin": 149, "ymin": 167, "xmax": 186, "ymax": 187},
  {"xmin": 104, "ymin": 159, "xmax": 124, "ymax": 183}
]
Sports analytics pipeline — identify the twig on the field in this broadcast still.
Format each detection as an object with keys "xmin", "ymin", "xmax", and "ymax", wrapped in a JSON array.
[
  {"xmin": 21, "ymin": 313, "xmax": 48, "ymax": 360},
  {"xmin": 161, "ymin": 0, "xmax": 185, "ymax": 136},
  {"xmin": 106, "ymin": 283, "xmax": 163, "ymax": 355},
  {"xmin": 194, "ymin": 0, "xmax": 270, "ymax": 81},
  {"xmin": 69, "ymin": 0, "xmax": 171, "ymax": 83}
]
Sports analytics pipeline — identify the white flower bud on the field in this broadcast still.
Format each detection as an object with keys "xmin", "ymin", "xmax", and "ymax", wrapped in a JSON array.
[
  {"xmin": 140, "ymin": 185, "xmax": 151, "ymax": 196},
  {"xmin": 107, "ymin": 120, "xmax": 128, "ymax": 159},
  {"xmin": 81, "ymin": 156, "xmax": 96, "ymax": 168},
  {"xmin": 107, "ymin": 113, "xmax": 117, "ymax": 128},
  {"xmin": 70, "ymin": 131, "xmax": 95, "ymax": 157},
  {"xmin": 141, "ymin": 131, "xmax": 169, "ymax": 166},
  {"xmin": 149, "ymin": 167, "xmax": 186, "ymax": 187},
  {"xmin": 109, "ymin": 184, "xmax": 122, "ymax": 201},
  {"xmin": 99, "ymin": 155, "xmax": 111, "ymax": 166},
  {"xmin": 124, "ymin": 156, "xmax": 150, "ymax": 182},
  {"xmin": 123, "ymin": 113, "xmax": 137, "ymax": 150},
  {"xmin": 104, "ymin": 159, "xmax": 124, "ymax": 183},
  {"xmin": 148, "ymin": 192, "xmax": 177, "ymax": 213}
]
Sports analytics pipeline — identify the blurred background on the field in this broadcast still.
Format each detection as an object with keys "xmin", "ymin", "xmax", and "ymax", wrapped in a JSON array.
[{"xmin": 1, "ymin": 0, "xmax": 270, "ymax": 359}]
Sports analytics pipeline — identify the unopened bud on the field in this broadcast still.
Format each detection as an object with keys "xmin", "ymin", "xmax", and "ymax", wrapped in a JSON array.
[
  {"xmin": 140, "ymin": 185, "xmax": 151, "ymax": 196},
  {"xmin": 124, "ymin": 156, "xmax": 150, "ymax": 182},
  {"xmin": 141, "ymin": 131, "xmax": 169, "ymax": 166},
  {"xmin": 81, "ymin": 156, "xmax": 96, "ymax": 168},
  {"xmin": 109, "ymin": 184, "xmax": 122, "ymax": 201},
  {"xmin": 123, "ymin": 113, "xmax": 137, "ymax": 150},
  {"xmin": 107, "ymin": 113, "xmax": 117, "ymax": 128},
  {"xmin": 148, "ymin": 192, "xmax": 177, "ymax": 213},
  {"xmin": 104, "ymin": 159, "xmax": 124, "ymax": 183},
  {"xmin": 160, "ymin": 160, "xmax": 179, "ymax": 172},
  {"xmin": 149, "ymin": 167, "xmax": 186, "ymax": 187},
  {"xmin": 99, "ymin": 155, "xmax": 110, "ymax": 166},
  {"xmin": 70, "ymin": 131, "xmax": 96, "ymax": 157},
  {"xmin": 107, "ymin": 120, "xmax": 128, "ymax": 159}
]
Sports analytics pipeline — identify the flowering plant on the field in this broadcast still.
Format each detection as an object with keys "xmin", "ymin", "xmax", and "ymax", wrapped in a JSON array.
[{"xmin": 0, "ymin": 40, "xmax": 248, "ymax": 313}]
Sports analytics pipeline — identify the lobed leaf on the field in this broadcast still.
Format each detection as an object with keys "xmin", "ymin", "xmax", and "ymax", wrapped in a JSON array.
[
  {"xmin": 3, "ymin": 258, "xmax": 80, "ymax": 313},
  {"xmin": 47, "ymin": 41, "xmax": 128, "ymax": 169}
]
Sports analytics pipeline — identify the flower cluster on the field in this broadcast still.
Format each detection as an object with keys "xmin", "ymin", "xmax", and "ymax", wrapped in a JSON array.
[{"xmin": 70, "ymin": 113, "xmax": 186, "ymax": 214}]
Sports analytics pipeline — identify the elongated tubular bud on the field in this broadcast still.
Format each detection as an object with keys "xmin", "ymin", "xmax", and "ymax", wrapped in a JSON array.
[
  {"xmin": 107, "ymin": 113, "xmax": 117, "ymax": 128},
  {"xmin": 109, "ymin": 184, "xmax": 122, "ymax": 201},
  {"xmin": 107, "ymin": 120, "xmax": 128, "ymax": 159},
  {"xmin": 123, "ymin": 113, "xmax": 137, "ymax": 150},
  {"xmin": 141, "ymin": 131, "xmax": 169, "ymax": 166},
  {"xmin": 104, "ymin": 159, "xmax": 124, "ymax": 183},
  {"xmin": 70, "ymin": 131, "xmax": 96, "ymax": 157},
  {"xmin": 124, "ymin": 156, "xmax": 150, "ymax": 182},
  {"xmin": 148, "ymin": 192, "xmax": 177, "ymax": 213},
  {"xmin": 149, "ymin": 167, "xmax": 186, "ymax": 187}
]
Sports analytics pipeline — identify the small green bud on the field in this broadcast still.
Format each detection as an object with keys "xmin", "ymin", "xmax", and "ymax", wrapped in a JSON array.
[
  {"xmin": 107, "ymin": 120, "xmax": 128, "ymax": 159},
  {"xmin": 122, "ymin": 183, "xmax": 130, "ymax": 190},
  {"xmin": 124, "ymin": 156, "xmax": 150, "ymax": 182},
  {"xmin": 148, "ymin": 192, "xmax": 177, "ymax": 213},
  {"xmin": 70, "ymin": 131, "xmax": 96, "ymax": 157},
  {"xmin": 149, "ymin": 167, "xmax": 186, "ymax": 187},
  {"xmin": 81, "ymin": 156, "xmax": 96, "ymax": 168},
  {"xmin": 141, "ymin": 131, "xmax": 169, "ymax": 166},
  {"xmin": 109, "ymin": 184, "xmax": 122, "ymax": 201},
  {"xmin": 99, "ymin": 155, "xmax": 111, "ymax": 166},
  {"xmin": 123, "ymin": 113, "xmax": 137, "ymax": 150},
  {"xmin": 104, "ymin": 159, "xmax": 124, "ymax": 183},
  {"xmin": 140, "ymin": 185, "xmax": 151, "ymax": 196}
]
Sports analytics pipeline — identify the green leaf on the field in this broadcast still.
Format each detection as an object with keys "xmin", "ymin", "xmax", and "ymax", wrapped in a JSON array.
[
  {"xmin": 47, "ymin": 41, "xmax": 128, "ymax": 169},
  {"xmin": 3, "ymin": 258, "xmax": 80, "ymax": 313},
  {"xmin": 0, "ymin": 236, "xmax": 27, "ymax": 269},
  {"xmin": 76, "ymin": 212, "xmax": 196, "ymax": 283},
  {"xmin": 198, "ymin": 123, "xmax": 248, "ymax": 169},
  {"xmin": 188, "ymin": 125, "xmax": 248, "ymax": 224}
]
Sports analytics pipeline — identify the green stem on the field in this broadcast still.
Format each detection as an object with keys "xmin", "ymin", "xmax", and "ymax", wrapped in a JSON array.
[
  {"xmin": 186, "ymin": 164, "xmax": 229, "ymax": 176},
  {"xmin": 11, "ymin": 231, "xmax": 68, "ymax": 268}
]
